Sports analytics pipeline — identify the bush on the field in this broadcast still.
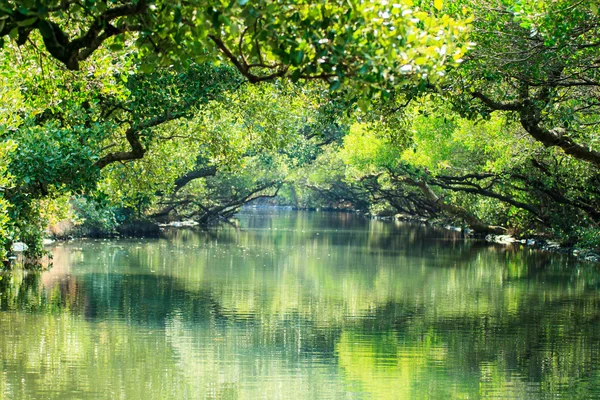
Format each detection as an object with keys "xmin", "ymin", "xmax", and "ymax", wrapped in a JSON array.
[
  {"xmin": 575, "ymin": 227, "xmax": 600, "ymax": 251},
  {"xmin": 71, "ymin": 196, "xmax": 120, "ymax": 237}
]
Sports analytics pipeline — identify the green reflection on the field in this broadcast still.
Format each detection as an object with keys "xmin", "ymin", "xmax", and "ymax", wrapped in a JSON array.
[{"xmin": 1, "ymin": 211, "xmax": 599, "ymax": 399}]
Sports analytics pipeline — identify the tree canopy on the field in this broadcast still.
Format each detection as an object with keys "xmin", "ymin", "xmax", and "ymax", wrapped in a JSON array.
[{"xmin": 0, "ymin": 0, "xmax": 470, "ymax": 90}]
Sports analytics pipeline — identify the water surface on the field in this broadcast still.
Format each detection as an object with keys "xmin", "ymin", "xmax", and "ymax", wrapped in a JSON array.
[{"xmin": 1, "ymin": 211, "xmax": 599, "ymax": 399}]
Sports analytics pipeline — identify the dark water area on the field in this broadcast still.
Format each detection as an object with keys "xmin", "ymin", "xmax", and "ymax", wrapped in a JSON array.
[{"xmin": 1, "ymin": 211, "xmax": 599, "ymax": 399}]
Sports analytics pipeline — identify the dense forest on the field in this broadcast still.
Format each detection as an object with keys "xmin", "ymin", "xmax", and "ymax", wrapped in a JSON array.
[{"xmin": 1, "ymin": 0, "xmax": 599, "ymax": 266}]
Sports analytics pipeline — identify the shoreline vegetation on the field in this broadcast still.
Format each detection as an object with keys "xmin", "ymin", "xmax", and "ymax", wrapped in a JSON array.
[
  {"xmin": 2, "ymin": 1, "xmax": 600, "ymax": 268},
  {"xmin": 18, "ymin": 208, "xmax": 595, "ymax": 269}
]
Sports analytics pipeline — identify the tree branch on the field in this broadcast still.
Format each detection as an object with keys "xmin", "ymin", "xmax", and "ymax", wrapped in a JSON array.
[
  {"xmin": 173, "ymin": 166, "xmax": 218, "ymax": 193},
  {"xmin": 471, "ymin": 91, "xmax": 523, "ymax": 111}
]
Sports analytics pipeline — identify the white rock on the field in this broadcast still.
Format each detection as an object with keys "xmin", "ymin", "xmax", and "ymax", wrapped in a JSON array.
[{"xmin": 11, "ymin": 242, "xmax": 28, "ymax": 252}]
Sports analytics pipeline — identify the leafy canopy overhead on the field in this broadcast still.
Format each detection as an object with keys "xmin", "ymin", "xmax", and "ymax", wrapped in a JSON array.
[{"xmin": 0, "ymin": 0, "xmax": 471, "ymax": 94}]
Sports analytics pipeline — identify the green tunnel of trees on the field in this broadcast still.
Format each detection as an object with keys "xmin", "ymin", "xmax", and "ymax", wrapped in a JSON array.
[{"xmin": 1, "ymin": 0, "xmax": 599, "ymax": 265}]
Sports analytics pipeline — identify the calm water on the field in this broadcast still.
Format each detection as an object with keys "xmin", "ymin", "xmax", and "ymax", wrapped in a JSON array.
[{"xmin": 1, "ymin": 211, "xmax": 600, "ymax": 399}]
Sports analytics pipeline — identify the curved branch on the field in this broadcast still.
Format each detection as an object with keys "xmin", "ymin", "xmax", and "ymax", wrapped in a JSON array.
[
  {"xmin": 471, "ymin": 92, "xmax": 600, "ymax": 166},
  {"xmin": 519, "ymin": 104, "xmax": 600, "ymax": 166},
  {"xmin": 95, "ymin": 110, "xmax": 187, "ymax": 169},
  {"xmin": 209, "ymin": 34, "xmax": 289, "ymax": 83},
  {"xmin": 95, "ymin": 127, "xmax": 145, "ymax": 169},
  {"xmin": 471, "ymin": 91, "xmax": 523, "ymax": 111},
  {"xmin": 1, "ymin": 2, "xmax": 148, "ymax": 70},
  {"xmin": 173, "ymin": 166, "xmax": 218, "ymax": 193}
]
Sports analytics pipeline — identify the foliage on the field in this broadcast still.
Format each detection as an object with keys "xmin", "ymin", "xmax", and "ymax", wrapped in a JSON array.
[
  {"xmin": 0, "ymin": 0, "xmax": 471, "ymax": 94},
  {"xmin": 70, "ymin": 196, "xmax": 121, "ymax": 237},
  {"xmin": 298, "ymin": 93, "xmax": 600, "ymax": 241},
  {"xmin": 0, "ymin": 140, "xmax": 16, "ymax": 261},
  {"xmin": 447, "ymin": 0, "xmax": 600, "ymax": 166}
]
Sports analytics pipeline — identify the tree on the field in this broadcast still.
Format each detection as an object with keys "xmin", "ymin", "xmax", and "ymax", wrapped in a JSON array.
[
  {"xmin": 296, "ymin": 93, "xmax": 600, "ymax": 241},
  {"xmin": 107, "ymin": 79, "xmax": 345, "ymax": 225},
  {"xmin": 0, "ymin": 46, "xmax": 242, "ymax": 260},
  {"xmin": 449, "ymin": 0, "xmax": 600, "ymax": 166}
]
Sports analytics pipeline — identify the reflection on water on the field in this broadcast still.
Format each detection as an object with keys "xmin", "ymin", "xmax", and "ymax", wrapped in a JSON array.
[{"xmin": 1, "ymin": 211, "xmax": 599, "ymax": 399}]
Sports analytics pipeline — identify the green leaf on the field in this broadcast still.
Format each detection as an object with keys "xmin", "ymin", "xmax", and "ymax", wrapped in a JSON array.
[
  {"xmin": 17, "ymin": 17, "xmax": 37, "ymax": 27},
  {"xmin": 8, "ymin": 27, "xmax": 18, "ymax": 39},
  {"xmin": 290, "ymin": 50, "xmax": 304, "ymax": 66},
  {"xmin": 174, "ymin": 7, "xmax": 182, "ymax": 24},
  {"xmin": 358, "ymin": 98, "xmax": 370, "ymax": 112},
  {"xmin": 291, "ymin": 69, "xmax": 302, "ymax": 82},
  {"xmin": 139, "ymin": 63, "xmax": 154, "ymax": 73},
  {"xmin": 210, "ymin": 10, "xmax": 221, "ymax": 29}
]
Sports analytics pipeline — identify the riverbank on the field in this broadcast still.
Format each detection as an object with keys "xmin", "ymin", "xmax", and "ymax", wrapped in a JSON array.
[
  {"xmin": 483, "ymin": 234, "xmax": 600, "ymax": 263},
  {"xmin": 40, "ymin": 209, "xmax": 600, "ymax": 266},
  {"xmin": 382, "ymin": 212, "xmax": 600, "ymax": 264}
]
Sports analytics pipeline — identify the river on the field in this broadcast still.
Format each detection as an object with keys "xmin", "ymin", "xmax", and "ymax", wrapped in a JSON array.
[{"xmin": 1, "ymin": 210, "xmax": 599, "ymax": 399}]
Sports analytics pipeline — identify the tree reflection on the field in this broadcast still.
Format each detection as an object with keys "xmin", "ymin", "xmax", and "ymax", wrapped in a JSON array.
[{"xmin": 0, "ymin": 213, "xmax": 599, "ymax": 398}]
